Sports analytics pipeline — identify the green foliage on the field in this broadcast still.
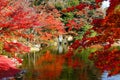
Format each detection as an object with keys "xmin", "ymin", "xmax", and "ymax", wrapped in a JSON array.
[
  {"xmin": 67, "ymin": 0, "xmax": 80, "ymax": 7},
  {"xmin": 61, "ymin": 12, "xmax": 74, "ymax": 24},
  {"xmin": 0, "ymin": 42, "xmax": 3, "ymax": 54},
  {"xmin": 89, "ymin": 30, "xmax": 97, "ymax": 37},
  {"xmin": 75, "ymin": 24, "xmax": 96, "ymax": 40},
  {"xmin": 33, "ymin": 0, "xmax": 45, "ymax": 6},
  {"xmin": 34, "ymin": 0, "xmax": 43, "ymax": 6},
  {"xmin": 54, "ymin": 0, "xmax": 80, "ymax": 10},
  {"xmin": 55, "ymin": 3, "xmax": 63, "ymax": 10}
]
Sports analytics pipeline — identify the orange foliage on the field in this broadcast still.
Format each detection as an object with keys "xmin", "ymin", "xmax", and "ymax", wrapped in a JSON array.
[{"xmin": 40, "ymin": 32, "xmax": 53, "ymax": 41}]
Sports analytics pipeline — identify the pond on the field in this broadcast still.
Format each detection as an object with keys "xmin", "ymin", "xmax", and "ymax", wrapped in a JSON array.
[
  {"xmin": 1, "ymin": 44, "xmax": 120, "ymax": 80},
  {"xmin": 16, "ymin": 45, "xmax": 119, "ymax": 80}
]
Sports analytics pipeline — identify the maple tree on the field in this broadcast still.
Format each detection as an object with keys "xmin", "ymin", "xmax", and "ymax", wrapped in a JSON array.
[
  {"xmin": 0, "ymin": 0, "xmax": 66, "ymax": 55},
  {"xmin": 0, "ymin": 0, "xmax": 65, "ymax": 77},
  {"xmin": 0, "ymin": 0, "xmax": 41, "ymax": 78},
  {"xmin": 61, "ymin": 1, "xmax": 104, "ymax": 40},
  {"xmin": 0, "ymin": 0, "xmax": 40, "ymax": 32},
  {"xmin": 0, "ymin": 0, "xmax": 40, "ymax": 52},
  {"xmin": 1, "ymin": 0, "xmax": 120, "ymax": 78},
  {"xmin": 67, "ymin": 0, "xmax": 120, "ymax": 76},
  {"xmin": 33, "ymin": 4, "xmax": 65, "ymax": 41}
]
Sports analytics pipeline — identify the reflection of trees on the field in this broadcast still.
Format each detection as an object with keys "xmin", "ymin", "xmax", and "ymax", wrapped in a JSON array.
[
  {"xmin": 22, "ymin": 48, "xmax": 101, "ymax": 80},
  {"xmin": 36, "ymin": 51, "xmax": 65, "ymax": 80}
]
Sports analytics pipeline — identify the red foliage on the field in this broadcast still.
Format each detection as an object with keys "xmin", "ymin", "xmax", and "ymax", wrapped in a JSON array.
[
  {"xmin": 66, "ymin": 1, "xmax": 120, "ymax": 76},
  {"xmin": 0, "ymin": 0, "xmax": 65, "ymax": 57},
  {"xmin": 106, "ymin": 0, "xmax": 120, "ymax": 15},
  {"xmin": 0, "ymin": 0, "xmax": 40, "ymax": 32},
  {"xmin": 62, "ymin": 2, "xmax": 102, "ymax": 13},
  {"xmin": 0, "ymin": 55, "xmax": 20, "ymax": 78},
  {"xmin": 95, "ymin": 0, "xmax": 103, "ymax": 4},
  {"xmin": 70, "ymin": 40, "xmax": 81, "ymax": 50},
  {"xmin": 75, "ymin": 3, "xmax": 88, "ymax": 10},
  {"xmin": 92, "ymin": 19, "xmax": 104, "ymax": 27},
  {"xmin": 62, "ymin": 3, "xmax": 89, "ymax": 12},
  {"xmin": 0, "ymin": 0, "xmax": 41, "ymax": 54},
  {"xmin": 87, "ymin": 9, "xmax": 120, "ymax": 46},
  {"xmin": 34, "ymin": 5, "xmax": 65, "ymax": 37},
  {"xmin": 88, "ymin": 5, "xmax": 95, "ymax": 10},
  {"xmin": 66, "ymin": 20, "xmax": 81, "ymax": 31},
  {"xmin": 63, "ymin": 6, "xmax": 75, "ymax": 12},
  {"xmin": 3, "ymin": 41, "xmax": 30, "ymax": 54},
  {"xmin": 41, "ymin": 15, "xmax": 65, "ymax": 33},
  {"xmin": 89, "ymin": 49, "xmax": 120, "ymax": 76}
]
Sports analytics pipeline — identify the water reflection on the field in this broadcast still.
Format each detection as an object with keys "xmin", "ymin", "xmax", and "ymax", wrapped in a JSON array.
[
  {"xmin": 57, "ymin": 43, "xmax": 68, "ymax": 54},
  {"xmin": 21, "ymin": 46, "xmax": 102, "ymax": 80},
  {"xmin": 7, "ymin": 41, "xmax": 118, "ymax": 80},
  {"xmin": 2, "ymin": 45, "xmax": 120, "ymax": 79},
  {"xmin": 58, "ymin": 45, "xmax": 63, "ymax": 54}
]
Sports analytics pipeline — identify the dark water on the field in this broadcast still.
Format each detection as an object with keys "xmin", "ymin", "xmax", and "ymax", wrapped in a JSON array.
[{"xmin": 5, "ymin": 45, "xmax": 120, "ymax": 80}]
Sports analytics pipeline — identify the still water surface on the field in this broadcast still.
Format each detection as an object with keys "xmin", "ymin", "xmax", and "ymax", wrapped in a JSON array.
[{"xmin": 19, "ymin": 45, "xmax": 120, "ymax": 80}]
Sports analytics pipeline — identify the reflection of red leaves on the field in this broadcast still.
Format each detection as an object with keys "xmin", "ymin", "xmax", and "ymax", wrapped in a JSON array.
[
  {"xmin": 64, "ymin": 50, "xmax": 74, "ymax": 59},
  {"xmin": 36, "ymin": 51, "xmax": 65, "ymax": 79},
  {"xmin": 36, "ymin": 50, "xmax": 84, "ymax": 79},
  {"xmin": 64, "ymin": 49, "xmax": 83, "ymax": 69},
  {"xmin": 72, "ymin": 59, "xmax": 80, "ymax": 68},
  {"xmin": 68, "ymin": 58, "xmax": 83, "ymax": 69}
]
